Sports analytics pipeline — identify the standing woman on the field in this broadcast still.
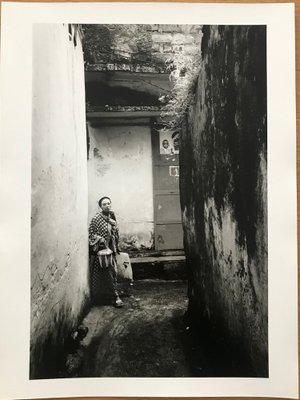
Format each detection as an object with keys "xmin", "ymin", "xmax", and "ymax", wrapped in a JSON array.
[{"xmin": 88, "ymin": 196, "xmax": 124, "ymax": 308}]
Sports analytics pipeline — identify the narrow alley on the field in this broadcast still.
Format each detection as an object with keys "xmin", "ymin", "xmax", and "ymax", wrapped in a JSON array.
[{"xmin": 30, "ymin": 23, "xmax": 268, "ymax": 380}]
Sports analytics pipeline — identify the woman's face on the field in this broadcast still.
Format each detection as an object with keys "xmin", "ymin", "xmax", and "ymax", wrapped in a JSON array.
[{"xmin": 100, "ymin": 198, "xmax": 111, "ymax": 212}]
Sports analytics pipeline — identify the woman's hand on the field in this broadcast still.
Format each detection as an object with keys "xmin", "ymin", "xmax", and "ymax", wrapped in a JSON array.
[{"xmin": 94, "ymin": 235, "xmax": 105, "ymax": 243}]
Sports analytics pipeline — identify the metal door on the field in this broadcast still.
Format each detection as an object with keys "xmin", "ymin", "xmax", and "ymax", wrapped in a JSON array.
[{"xmin": 152, "ymin": 124, "xmax": 183, "ymax": 250}]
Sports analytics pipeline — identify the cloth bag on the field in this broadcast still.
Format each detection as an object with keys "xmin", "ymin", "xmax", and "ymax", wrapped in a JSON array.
[{"xmin": 116, "ymin": 252, "xmax": 133, "ymax": 282}]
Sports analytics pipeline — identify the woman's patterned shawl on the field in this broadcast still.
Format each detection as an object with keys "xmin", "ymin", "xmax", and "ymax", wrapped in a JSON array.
[{"xmin": 88, "ymin": 211, "xmax": 119, "ymax": 254}]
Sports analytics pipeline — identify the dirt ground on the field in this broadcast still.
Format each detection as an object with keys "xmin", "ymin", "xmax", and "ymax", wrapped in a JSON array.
[
  {"xmin": 75, "ymin": 280, "xmax": 190, "ymax": 377},
  {"xmin": 64, "ymin": 279, "xmax": 254, "ymax": 378}
]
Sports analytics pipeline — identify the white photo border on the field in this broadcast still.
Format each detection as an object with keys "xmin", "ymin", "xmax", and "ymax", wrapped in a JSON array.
[{"xmin": 0, "ymin": 2, "xmax": 297, "ymax": 399}]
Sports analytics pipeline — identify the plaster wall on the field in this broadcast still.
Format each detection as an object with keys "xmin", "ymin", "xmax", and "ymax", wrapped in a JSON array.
[
  {"xmin": 31, "ymin": 24, "xmax": 89, "ymax": 378},
  {"xmin": 180, "ymin": 25, "xmax": 267, "ymax": 375},
  {"xmin": 88, "ymin": 124, "xmax": 154, "ymax": 250}
]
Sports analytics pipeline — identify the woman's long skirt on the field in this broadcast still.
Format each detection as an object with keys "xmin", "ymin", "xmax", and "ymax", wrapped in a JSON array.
[{"xmin": 89, "ymin": 253, "xmax": 118, "ymax": 305}]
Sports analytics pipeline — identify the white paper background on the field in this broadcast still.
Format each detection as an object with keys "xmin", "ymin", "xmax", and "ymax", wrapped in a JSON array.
[{"xmin": 0, "ymin": 2, "xmax": 297, "ymax": 399}]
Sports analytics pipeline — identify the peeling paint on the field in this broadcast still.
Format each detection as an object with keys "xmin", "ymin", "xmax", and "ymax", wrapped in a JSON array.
[{"xmin": 88, "ymin": 124, "xmax": 154, "ymax": 250}]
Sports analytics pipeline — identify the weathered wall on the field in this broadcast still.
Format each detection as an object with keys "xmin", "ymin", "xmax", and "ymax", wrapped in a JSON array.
[
  {"xmin": 180, "ymin": 26, "xmax": 267, "ymax": 375},
  {"xmin": 82, "ymin": 24, "xmax": 202, "ymax": 73},
  {"xmin": 31, "ymin": 24, "xmax": 89, "ymax": 378},
  {"xmin": 87, "ymin": 123, "xmax": 154, "ymax": 250}
]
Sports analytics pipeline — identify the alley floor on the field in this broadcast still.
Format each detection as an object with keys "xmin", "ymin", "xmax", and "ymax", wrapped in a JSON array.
[
  {"xmin": 75, "ymin": 280, "xmax": 190, "ymax": 377},
  {"xmin": 64, "ymin": 279, "xmax": 255, "ymax": 378}
]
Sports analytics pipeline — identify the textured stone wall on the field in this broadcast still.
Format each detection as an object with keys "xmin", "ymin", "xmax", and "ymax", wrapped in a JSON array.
[
  {"xmin": 31, "ymin": 24, "xmax": 89, "ymax": 378},
  {"xmin": 180, "ymin": 25, "xmax": 267, "ymax": 375},
  {"xmin": 82, "ymin": 24, "xmax": 201, "ymax": 72}
]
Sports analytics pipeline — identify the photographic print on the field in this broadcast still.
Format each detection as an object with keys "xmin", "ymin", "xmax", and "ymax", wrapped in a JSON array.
[
  {"xmin": 30, "ymin": 23, "xmax": 268, "ymax": 379},
  {"xmin": 0, "ymin": 2, "xmax": 297, "ymax": 399}
]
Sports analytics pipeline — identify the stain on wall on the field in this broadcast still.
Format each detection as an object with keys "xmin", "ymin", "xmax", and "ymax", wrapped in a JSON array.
[
  {"xmin": 87, "ymin": 124, "xmax": 154, "ymax": 250},
  {"xmin": 31, "ymin": 24, "xmax": 89, "ymax": 378},
  {"xmin": 180, "ymin": 25, "xmax": 267, "ymax": 375}
]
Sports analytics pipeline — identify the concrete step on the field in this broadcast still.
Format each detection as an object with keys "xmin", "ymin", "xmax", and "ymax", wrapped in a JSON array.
[
  {"xmin": 130, "ymin": 255, "xmax": 186, "ymax": 264},
  {"xmin": 130, "ymin": 255, "xmax": 186, "ymax": 281}
]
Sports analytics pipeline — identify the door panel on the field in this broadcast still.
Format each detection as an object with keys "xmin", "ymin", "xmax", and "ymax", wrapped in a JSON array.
[
  {"xmin": 155, "ymin": 223, "xmax": 184, "ymax": 250},
  {"xmin": 155, "ymin": 193, "xmax": 181, "ymax": 223},
  {"xmin": 153, "ymin": 165, "xmax": 179, "ymax": 191},
  {"xmin": 152, "ymin": 124, "xmax": 183, "ymax": 251}
]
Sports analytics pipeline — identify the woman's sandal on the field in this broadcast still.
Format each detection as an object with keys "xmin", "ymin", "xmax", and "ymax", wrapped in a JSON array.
[{"xmin": 113, "ymin": 298, "xmax": 124, "ymax": 308}]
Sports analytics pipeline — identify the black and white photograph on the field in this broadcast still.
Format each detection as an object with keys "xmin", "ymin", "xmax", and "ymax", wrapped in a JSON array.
[
  {"xmin": 0, "ymin": 2, "xmax": 297, "ymax": 399},
  {"xmin": 30, "ymin": 22, "xmax": 268, "ymax": 379}
]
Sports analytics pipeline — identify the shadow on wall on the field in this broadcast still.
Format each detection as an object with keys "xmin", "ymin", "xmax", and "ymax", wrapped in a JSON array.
[{"xmin": 180, "ymin": 25, "xmax": 268, "ymax": 376}]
